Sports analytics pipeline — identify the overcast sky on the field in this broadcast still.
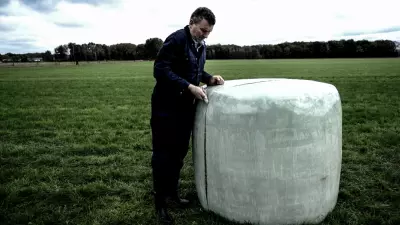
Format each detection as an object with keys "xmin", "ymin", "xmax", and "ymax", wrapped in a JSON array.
[{"xmin": 1, "ymin": 0, "xmax": 399, "ymax": 54}]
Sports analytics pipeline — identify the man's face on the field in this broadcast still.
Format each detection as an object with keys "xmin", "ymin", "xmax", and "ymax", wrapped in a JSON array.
[{"xmin": 189, "ymin": 19, "xmax": 213, "ymax": 42}]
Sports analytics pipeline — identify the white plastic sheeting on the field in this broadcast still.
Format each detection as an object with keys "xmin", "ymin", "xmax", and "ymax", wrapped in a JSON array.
[{"xmin": 192, "ymin": 78, "xmax": 342, "ymax": 225}]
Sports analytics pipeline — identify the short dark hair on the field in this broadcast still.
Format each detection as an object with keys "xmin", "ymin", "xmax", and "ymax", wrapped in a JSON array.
[{"xmin": 190, "ymin": 7, "xmax": 216, "ymax": 25}]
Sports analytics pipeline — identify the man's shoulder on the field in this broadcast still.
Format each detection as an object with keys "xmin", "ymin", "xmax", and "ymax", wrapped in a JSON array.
[{"xmin": 165, "ymin": 26, "xmax": 189, "ymax": 44}]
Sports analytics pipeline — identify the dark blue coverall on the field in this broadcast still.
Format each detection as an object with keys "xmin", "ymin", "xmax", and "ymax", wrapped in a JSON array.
[{"xmin": 150, "ymin": 25, "xmax": 213, "ymax": 207}]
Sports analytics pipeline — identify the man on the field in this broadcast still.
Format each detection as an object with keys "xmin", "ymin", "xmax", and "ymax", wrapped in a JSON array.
[{"xmin": 150, "ymin": 6, "xmax": 224, "ymax": 225}]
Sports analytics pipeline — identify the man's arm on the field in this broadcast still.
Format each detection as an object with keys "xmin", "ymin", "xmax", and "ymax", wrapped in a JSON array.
[
  {"xmin": 153, "ymin": 35, "xmax": 190, "ymax": 90},
  {"xmin": 201, "ymin": 70, "xmax": 213, "ymax": 85}
]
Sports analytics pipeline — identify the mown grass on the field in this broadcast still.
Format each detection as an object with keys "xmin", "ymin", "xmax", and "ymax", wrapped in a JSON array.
[{"xmin": 1, "ymin": 58, "xmax": 399, "ymax": 225}]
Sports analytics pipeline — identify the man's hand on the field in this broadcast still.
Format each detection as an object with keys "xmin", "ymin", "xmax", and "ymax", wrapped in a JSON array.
[
  {"xmin": 209, "ymin": 75, "xmax": 225, "ymax": 86},
  {"xmin": 188, "ymin": 84, "xmax": 207, "ymax": 100}
]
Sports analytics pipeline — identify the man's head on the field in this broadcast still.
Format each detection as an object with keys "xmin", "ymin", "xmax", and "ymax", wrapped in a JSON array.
[{"xmin": 189, "ymin": 7, "xmax": 215, "ymax": 42}]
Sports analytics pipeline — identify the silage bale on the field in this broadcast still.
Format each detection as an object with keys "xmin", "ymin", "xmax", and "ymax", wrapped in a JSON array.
[{"xmin": 192, "ymin": 78, "xmax": 342, "ymax": 225}]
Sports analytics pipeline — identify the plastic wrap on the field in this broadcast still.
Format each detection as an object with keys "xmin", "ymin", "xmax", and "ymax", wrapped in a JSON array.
[{"xmin": 192, "ymin": 78, "xmax": 342, "ymax": 225}]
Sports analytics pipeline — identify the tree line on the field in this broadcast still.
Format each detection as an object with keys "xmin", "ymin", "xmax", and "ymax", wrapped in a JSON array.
[
  {"xmin": 208, "ymin": 39, "xmax": 399, "ymax": 59},
  {"xmin": 1, "ymin": 38, "xmax": 399, "ymax": 63}
]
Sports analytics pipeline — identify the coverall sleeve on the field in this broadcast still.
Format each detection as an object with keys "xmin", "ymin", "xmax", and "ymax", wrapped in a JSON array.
[
  {"xmin": 153, "ymin": 35, "xmax": 191, "ymax": 90},
  {"xmin": 202, "ymin": 70, "xmax": 213, "ymax": 85}
]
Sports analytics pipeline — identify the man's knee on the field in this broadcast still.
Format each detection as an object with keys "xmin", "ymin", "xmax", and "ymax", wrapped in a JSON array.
[{"xmin": 151, "ymin": 151, "xmax": 171, "ymax": 168}]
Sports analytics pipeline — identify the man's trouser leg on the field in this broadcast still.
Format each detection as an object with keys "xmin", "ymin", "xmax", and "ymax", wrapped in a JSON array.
[
  {"xmin": 151, "ymin": 110, "xmax": 194, "ymax": 205},
  {"xmin": 151, "ymin": 114, "xmax": 174, "ymax": 208},
  {"xmin": 169, "ymin": 113, "xmax": 193, "ymax": 198}
]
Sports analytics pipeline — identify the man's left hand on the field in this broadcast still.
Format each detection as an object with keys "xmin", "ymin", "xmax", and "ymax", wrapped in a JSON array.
[{"xmin": 209, "ymin": 75, "xmax": 225, "ymax": 86}]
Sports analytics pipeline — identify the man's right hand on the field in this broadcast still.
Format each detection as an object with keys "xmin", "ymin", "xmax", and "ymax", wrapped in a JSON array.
[{"xmin": 188, "ymin": 84, "xmax": 207, "ymax": 100}]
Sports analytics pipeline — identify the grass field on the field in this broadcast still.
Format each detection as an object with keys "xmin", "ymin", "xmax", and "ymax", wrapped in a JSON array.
[{"xmin": 0, "ymin": 58, "xmax": 399, "ymax": 225}]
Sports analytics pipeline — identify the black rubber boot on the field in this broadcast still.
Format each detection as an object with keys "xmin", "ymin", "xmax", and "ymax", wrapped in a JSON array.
[
  {"xmin": 166, "ymin": 180, "xmax": 190, "ymax": 208},
  {"xmin": 153, "ymin": 191, "xmax": 173, "ymax": 225},
  {"xmin": 166, "ymin": 195, "xmax": 190, "ymax": 208},
  {"xmin": 156, "ymin": 207, "xmax": 173, "ymax": 225}
]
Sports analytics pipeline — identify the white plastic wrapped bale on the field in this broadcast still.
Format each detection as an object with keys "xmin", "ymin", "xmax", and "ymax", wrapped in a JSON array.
[{"xmin": 192, "ymin": 78, "xmax": 342, "ymax": 225}]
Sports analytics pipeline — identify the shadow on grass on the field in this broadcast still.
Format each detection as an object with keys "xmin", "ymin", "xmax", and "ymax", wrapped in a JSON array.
[
  {"xmin": 168, "ymin": 189, "xmax": 350, "ymax": 225},
  {"xmin": 168, "ymin": 191, "xmax": 254, "ymax": 225}
]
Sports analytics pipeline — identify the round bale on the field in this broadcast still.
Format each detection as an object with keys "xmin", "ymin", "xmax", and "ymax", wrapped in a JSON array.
[{"xmin": 192, "ymin": 78, "xmax": 342, "ymax": 225}]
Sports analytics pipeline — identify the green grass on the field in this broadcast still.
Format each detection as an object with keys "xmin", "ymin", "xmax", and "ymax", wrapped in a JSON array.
[{"xmin": 1, "ymin": 58, "xmax": 399, "ymax": 225}]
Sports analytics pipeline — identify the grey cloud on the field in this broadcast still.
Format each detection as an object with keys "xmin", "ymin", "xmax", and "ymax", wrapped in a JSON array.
[
  {"xmin": 0, "ymin": 23, "xmax": 15, "ymax": 32},
  {"xmin": 1, "ymin": 38, "xmax": 36, "ymax": 45},
  {"xmin": 0, "ymin": 0, "xmax": 10, "ymax": 7},
  {"xmin": 342, "ymin": 31, "xmax": 366, "ymax": 36},
  {"xmin": 377, "ymin": 26, "xmax": 400, "ymax": 33},
  {"xmin": 0, "ymin": 38, "xmax": 44, "ymax": 54},
  {"xmin": 342, "ymin": 26, "xmax": 400, "ymax": 36},
  {"xmin": 168, "ymin": 24, "xmax": 184, "ymax": 29},
  {"xmin": 20, "ymin": 0, "xmax": 117, "ymax": 13},
  {"xmin": 54, "ymin": 22, "xmax": 84, "ymax": 28},
  {"xmin": 0, "ymin": 0, "xmax": 10, "ymax": 15},
  {"xmin": 20, "ymin": 0, "xmax": 60, "ymax": 13},
  {"xmin": 68, "ymin": 0, "xmax": 115, "ymax": 6}
]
